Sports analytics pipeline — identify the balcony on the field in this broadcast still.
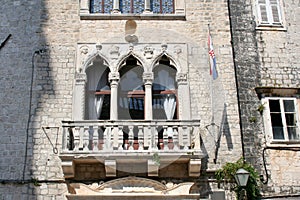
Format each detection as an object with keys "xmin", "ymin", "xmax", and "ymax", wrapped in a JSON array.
[{"xmin": 59, "ymin": 120, "xmax": 204, "ymax": 179}]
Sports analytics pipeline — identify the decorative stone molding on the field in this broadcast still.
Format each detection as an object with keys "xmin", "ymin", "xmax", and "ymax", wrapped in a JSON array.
[
  {"xmin": 66, "ymin": 177, "xmax": 199, "ymax": 198},
  {"xmin": 188, "ymin": 159, "xmax": 201, "ymax": 177},
  {"xmin": 75, "ymin": 72, "xmax": 87, "ymax": 81},
  {"xmin": 144, "ymin": 45, "xmax": 154, "ymax": 59},
  {"xmin": 110, "ymin": 45, "xmax": 120, "ymax": 59},
  {"xmin": 108, "ymin": 72, "xmax": 120, "ymax": 82},
  {"xmin": 174, "ymin": 45, "xmax": 182, "ymax": 55},
  {"xmin": 96, "ymin": 43, "xmax": 102, "ymax": 51},
  {"xmin": 105, "ymin": 160, "xmax": 117, "ymax": 177},
  {"xmin": 176, "ymin": 72, "xmax": 187, "ymax": 83},
  {"xmin": 79, "ymin": 45, "xmax": 89, "ymax": 72},
  {"xmin": 79, "ymin": 0, "xmax": 89, "ymax": 14},
  {"xmin": 161, "ymin": 43, "xmax": 168, "ymax": 52},
  {"xmin": 148, "ymin": 159, "xmax": 159, "ymax": 176},
  {"xmin": 143, "ymin": 72, "xmax": 154, "ymax": 85},
  {"xmin": 61, "ymin": 160, "xmax": 74, "ymax": 179}
]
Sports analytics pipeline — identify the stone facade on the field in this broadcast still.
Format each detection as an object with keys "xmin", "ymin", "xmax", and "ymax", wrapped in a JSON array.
[
  {"xmin": 229, "ymin": 0, "xmax": 300, "ymax": 198},
  {"xmin": 1, "ymin": 0, "xmax": 298, "ymax": 199}
]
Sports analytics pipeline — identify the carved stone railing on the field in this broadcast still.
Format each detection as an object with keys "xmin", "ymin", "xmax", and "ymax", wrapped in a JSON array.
[
  {"xmin": 61, "ymin": 120, "xmax": 200, "ymax": 153},
  {"xmin": 60, "ymin": 120, "xmax": 203, "ymax": 178}
]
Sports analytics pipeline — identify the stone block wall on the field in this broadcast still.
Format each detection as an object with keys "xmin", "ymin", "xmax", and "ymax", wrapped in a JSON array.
[
  {"xmin": 0, "ymin": 0, "xmax": 243, "ymax": 199},
  {"xmin": 229, "ymin": 0, "xmax": 300, "ymax": 198}
]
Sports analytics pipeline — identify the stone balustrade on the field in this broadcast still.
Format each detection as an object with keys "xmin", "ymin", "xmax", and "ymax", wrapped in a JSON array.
[{"xmin": 61, "ymin": 119, "xmax": 200, "ymax": 153}]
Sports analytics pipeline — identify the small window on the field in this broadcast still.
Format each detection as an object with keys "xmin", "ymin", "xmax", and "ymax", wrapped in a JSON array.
[
  {"xmin": 90, "ymin": 0, "xmax": 175, "ymax": 14},
  {"xmin": 91, "ymin": 0, "xmax": 113, "ymax": 13},
  {"xmin": 263, "ymin": 98, "xmax": 300, "ymax": 142},
  {"xmin": 257, "ymin": 0, "xmax": 283, "ymax": 26},
  {"xmin": 151, "ymin": 0, "xmax": 174, "ymax": 14}
]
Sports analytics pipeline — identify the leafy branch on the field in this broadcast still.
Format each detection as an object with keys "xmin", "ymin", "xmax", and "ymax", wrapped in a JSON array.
[{"xmin": 215, "ymin": 158, "xmax": 261, "ymax": 199}]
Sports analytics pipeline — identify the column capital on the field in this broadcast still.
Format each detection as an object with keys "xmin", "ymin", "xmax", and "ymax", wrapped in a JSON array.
[
  {"xmin": 75, "ymin": 73, "xmax": 87, "ymax": 84},
  {"xmin": 176, "ymin": 72, "xmax": 187, "ymax": 83},
  {"xmin": 109, "ymin": 72, "xmax": 120, "ymax": 82},
  {"xmin": 143, "ymin": 72, "xmax": 154, "ymax": 85}
]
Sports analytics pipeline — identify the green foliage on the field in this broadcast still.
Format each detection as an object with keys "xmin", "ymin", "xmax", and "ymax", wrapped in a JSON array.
[
  {"xmin": 257, "ymin": 103, "xmax": 265, "ymax": 115},
  {"xmin": 31, "ymin": 178, "xmax": 41, "ymax": 186},
  {"xmin": 249, "ymin": 116, "xmax": 257, "ymax": 123},
  {"xmin": 215, "ymin": 158, "xmax": 261, "ymax": 199},
  {"xmin": 152, "ymin": 152, "xmax": 160, "ymax": 166}
]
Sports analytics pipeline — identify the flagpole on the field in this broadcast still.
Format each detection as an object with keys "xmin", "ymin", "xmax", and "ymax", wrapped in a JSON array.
[
  {"xmin": 208, "ymin": 24, "xmax": 218, "ymax": 163},
  {"xmin": 208, "ymin": 24, "xmax": 215, "ymax": 126}
]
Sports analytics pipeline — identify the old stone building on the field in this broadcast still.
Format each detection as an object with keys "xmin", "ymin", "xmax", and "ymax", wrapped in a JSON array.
[{"xmin": 0, "ymin": 0, "xmax": 299, "ymax": 199}]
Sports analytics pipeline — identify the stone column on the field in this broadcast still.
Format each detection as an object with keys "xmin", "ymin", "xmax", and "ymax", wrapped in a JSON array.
[
  {"xmin": 174, "ymin": 0, "xmax": 185, "ymax": 14},
  {"xmin": 176, "ymin": 73, "xmax": 190, "ymax": 120},
  {"xmin": 143, "ymin": 72, "xmax": 153, "ymax": 120},
  {"xmin": 109, "ymin": 72, "xmax": 120, "ymax": 120},
  {"xmin": 80, "ymin": 0, "xmax": 90, "ymax": 14},
  {"xmin": 112, "ymin": 0, "xmax": 120, "ymax": 13},
  {"xmin": 144, "ymin": 0, "xmax": 152, "ymax": 13},
  {"xmin": 73, "ymin": 73, "xmax": 87, "ymax": 120}
]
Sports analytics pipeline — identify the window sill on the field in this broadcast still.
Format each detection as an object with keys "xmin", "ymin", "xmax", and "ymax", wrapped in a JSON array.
[
  {"xmin": 267, "ymin": 140, "xmax": 300, "ymax": 147},
  {"xmin": 80, "ymin": 13, "xmax": 186, "ymax": 20},
  {"xmin": 256, "ymin": 24, "xmax": 287, "ymax": 31}
]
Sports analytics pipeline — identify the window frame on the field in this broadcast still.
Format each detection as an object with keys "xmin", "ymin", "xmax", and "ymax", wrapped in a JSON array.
[
  {"xmin": 255, "ymin": 0, "xmax": 286, "ymax": 30},
  {"xmin": 80, "ymin": 0, "xmax": 185, "ymax": 20},
  {"xmin": 262, "ymin": 97, "xmax": 300, "ymax": 145}
]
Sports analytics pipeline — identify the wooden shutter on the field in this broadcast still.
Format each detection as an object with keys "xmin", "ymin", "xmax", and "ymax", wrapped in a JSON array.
[
  {"xmin": 257, "ymin": 0, "xmax": 269, "ymax": 24},
  {"xmin": 261, "ymin": 98, "xmax": 273, "ymax": 142},
  {"xmin": 269, "ymin": 0, "xmax": 282, "ymax": 24}
]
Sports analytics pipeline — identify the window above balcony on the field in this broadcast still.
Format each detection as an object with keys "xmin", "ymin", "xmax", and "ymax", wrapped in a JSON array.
[{"xmin": 79, "ymin": 0, "xmax": 186, "ymax": 20}]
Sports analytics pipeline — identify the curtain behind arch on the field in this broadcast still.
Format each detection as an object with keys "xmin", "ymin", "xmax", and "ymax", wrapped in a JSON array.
[
  {"xmin": 86, "ymin": 63, "xmax": 109, "ymax": 119},
  {"xmin": 155, "ymin": 69, "xmax": 176, "ymax": 120}
]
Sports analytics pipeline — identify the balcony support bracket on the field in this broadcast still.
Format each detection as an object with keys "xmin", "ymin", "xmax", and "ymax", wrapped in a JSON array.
[
  {"xmin": 105, "ymin": 160, "xmax": 117, "ymax": 177},
  {"xmin": 147, "ymin": 159, "xmax": 159, "ymax": 176},
  {"xmin": 188, "ymin": 159, "xmax": 201, "ymax": 177}
]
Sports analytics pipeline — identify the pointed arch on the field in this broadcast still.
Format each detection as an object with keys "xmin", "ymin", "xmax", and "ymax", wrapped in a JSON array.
[
  {"xmin": 83, "ymin": 52, "xmax": 111, "ymax": 72},
  {"xmin": 117, "ymin": 54, "xmax": 145, "ymax": 120},
  {"xmin": 151, "ymin": 52, "xmax": 182, "ymax": 73},
  {"xmin": 116, "ymin": 52, "xmax": 145, "ymax": 72},
  {"xmin": 85, "ymin": 53, "xmax": 111, "ymax": 120}
]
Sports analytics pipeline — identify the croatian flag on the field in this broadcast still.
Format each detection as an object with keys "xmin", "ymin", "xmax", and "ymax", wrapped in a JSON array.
[{"xmin": 208, "ymin": 32, "xmax": 218, "ymax": 80}]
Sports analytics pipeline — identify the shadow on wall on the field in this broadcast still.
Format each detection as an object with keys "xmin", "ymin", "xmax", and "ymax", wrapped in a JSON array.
[{"xmin": 199, "ymin": 103, "xmax": 234, "ymax": 198}]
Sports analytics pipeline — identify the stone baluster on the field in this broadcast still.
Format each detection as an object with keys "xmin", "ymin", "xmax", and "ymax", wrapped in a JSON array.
[
  {"xmin": 98, "ymin": 127, "xmax": 104, "ymax": 150},
  {"xmin": 93, "ymin": 126, "xmax": 99, "ymax": 151},
  {"xmin": 83, "ymin": 126, "xmax": 90, "ymax": 151},
  {"xmin": 74, "ymin": 127, "xmax": 80, "ymax": 151},
  {"xmin": 118, "ymin": 126, "xmax": 123, "ymax": 150},
  {"xmin": 143, "ymin": 125, "xmax": 152, "ymax": 150},
  {"xmin": 152, "ymin": 126, "xmax": 159, "ymax": 150},
  {"xmin": 104, "ymin": 126, "xmax": 112, "ymax": 150},
  {"xmin": 138, "ymin": 126, "xmax": 144, "ymax": 150},
  {"xmin": 128, "ymin": 125, "xmax": 134, "ymax": 150},
  {"xmin": 172, "ymin": 126, "xmax": 179, "ymax": 150},
  {"xmin": 182, "ymin": 126, "xmax": 190, "ymax": 149},
  {"xmin": 178, "ymin": 126, "xmax": 184, "ymax": 148},
  {"xmin": 112, "ymin": 126, "xmax": 119, "ymax": 150}
]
